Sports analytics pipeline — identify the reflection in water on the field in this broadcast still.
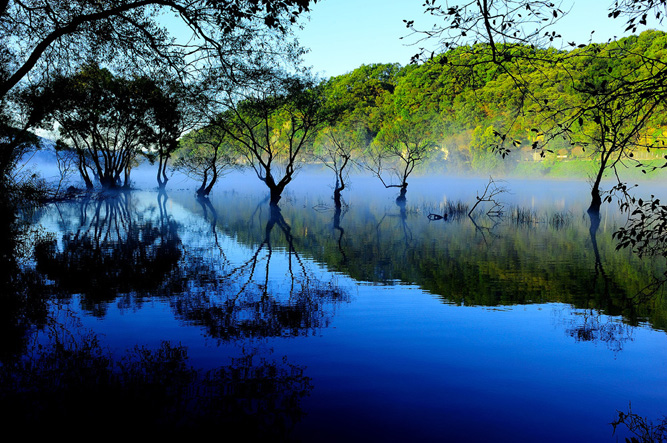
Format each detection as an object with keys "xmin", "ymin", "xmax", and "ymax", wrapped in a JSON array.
[
  {"xmin": 468, "ymin": 213, "xmax": 501, "ymax": 246},
  {"xmin": 32, "ymin": 191, "xmax": 349, "ymax": 338},
  {"xmin": 559, "ymin": 307, "xmax": 634, "ymax": 352},
  {"xmin": 202, "ymin": 191, "xmax": 665, "ymax": 329},
  {"xmin": 589, "ymin": 210, "xmax": 608, "ymax": 284},
  {"xmin": 34, "ymin": 191, "xmax": 182, "ymax": 315},
  {"xmin": 0, "ymin": 197, "xmax": 51, "ymax": 361},
  {"xmin": 1, "ymin": 191, "xmax": 353, "ymax": 435},
  {"xmin": 172, "ymin": 202, "xmax": 349, "ymax": 340},
  {"xmin": 332, "ymin": 205, "xmax": 348, "ymax": 266},
  {"xmin": 4, "ymin": 176, "xmax": 667, "ymax": 440}
]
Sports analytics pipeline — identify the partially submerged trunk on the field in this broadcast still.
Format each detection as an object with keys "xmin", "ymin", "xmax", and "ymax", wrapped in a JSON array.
[
  {"xmin": 269, "ymin": 186, "xmax": 283, "ymax": 206},
  {"xmin": 333, "ymin": 188, "xmax": 342, "ymax": 208},
  {"xmin": 157, "ymin": 154, "xmax": 169, "ymax": 190},
  {"xmin": 266, "ymin": 174, "xmax": 289, "ymax": 206},
  {"xmin": 99, "ymin": 174, "xmax": 117, "ymax": 189},
  {"xmin": 333, "ymin": 176, "xmax": 345, "ymax": 208},
  {"xmin": 77, "ymin": 154, "xmax": 94, "ymax": 190},
  {"xmin": 396, "ymin": 183, "xmax": 408, "ymax": 204},
  {"xmin": 588, "ymin": 148, "xmax": 612, "ymax": 215},
  {"xmin": 588, "ymin": 187, "xmax": 602, "ymax": 214}
]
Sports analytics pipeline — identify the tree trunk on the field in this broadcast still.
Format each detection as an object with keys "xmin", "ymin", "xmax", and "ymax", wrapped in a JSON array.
[
  {"xmin": 80, "ymin": 168, "xmax": 94, "ymax": 190},
  {"xmin": 195, "ymin": 169, "xmax": 209, "ymax": 197},
  {"xmin": 157, "ymin": 157, "xmax": 166, "ymax": 189},
  {"xmin": 77, "ymin": 155, "xmax": 94, "ymax": 190},
  {"xmin": 396, "ymin": 184, "xmax": 408, "ymax": 203},
  {"xmin": 100, "ymin": 174, "xmax": 116, "ymax": 189},
  {"xmin": 270, "ymin": 187, "xmax": 282, "ymax": 206},
  {"xmin": 267, "ymin": 177, "xmax": 287, "ymax": 206},
  {"xmin": 588, "ymin": 150, "xmax": 609, "ymax": 214},
  {"xmin": 203, "ymin": 165, "xmax": 218, "ymax": 196},
  {"xmin": 333, "ymin": 187, "xmax": 342, "ymax": 208},
  {"xmin": 157, "ymin": 154, "xmax": 169, "ymax": 190},
  {"xmin": 588, "ymin": 187, "xmax": 602, "ymax": 214}
]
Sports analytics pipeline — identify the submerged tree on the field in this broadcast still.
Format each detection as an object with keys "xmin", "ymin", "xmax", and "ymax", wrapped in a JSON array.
[
  {"xmin": 313, "ymin": 123, "xmax": 364, "ymax": 208},
  {"xmin": 142, "ymin": 79, "xmax": 200, "ymax": 190},
  {"xmin": 406, "ymin": 1, "xmax": 667, "ymax": 210},
  {"xmin": 173, "ymin": 121, "xmax": 237, "ymax": 197},
  {"xmin": 0, "ymin": 0, "xmax": 316, "ymax": 195},
  {"xmin": 26, "ymin": 63, "xmax": 156, "ymax": 189},
  {"xmin": 218, "ymin": 74, "xmax": 328, "ymax": 205},
  {"xmin": 536, "ymin": 37, "xmax": 667, "ymax": 213},
  {"xmin": 364, "ymin": 109, "xmax": 437, "ymax": 201}
]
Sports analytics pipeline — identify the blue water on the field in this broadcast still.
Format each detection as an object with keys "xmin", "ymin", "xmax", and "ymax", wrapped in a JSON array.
[{"xmin": 19, "ymin": 171, "xmax": 667, "ymax": 441}]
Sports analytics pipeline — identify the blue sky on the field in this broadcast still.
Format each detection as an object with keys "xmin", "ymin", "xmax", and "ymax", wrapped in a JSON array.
[{"xmin": 295, "ymin": 0, "xmax": 657, "ymax": 78}]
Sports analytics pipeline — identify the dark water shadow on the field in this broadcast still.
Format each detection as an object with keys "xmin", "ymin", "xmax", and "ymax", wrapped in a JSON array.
[{"xmin": 0, "ymin": 336, "xmax": 312, "ymax": 438}]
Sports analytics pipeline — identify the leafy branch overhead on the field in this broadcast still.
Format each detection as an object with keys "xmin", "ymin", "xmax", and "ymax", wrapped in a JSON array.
[{"xmin": 0, "ymin": 0, "xmax": 318, "ymax": 95}]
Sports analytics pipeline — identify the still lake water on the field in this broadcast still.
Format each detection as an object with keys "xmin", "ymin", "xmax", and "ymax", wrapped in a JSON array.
[{"xmin": 7, "ymin": 169, "xmax": 667, "ymax": 441}]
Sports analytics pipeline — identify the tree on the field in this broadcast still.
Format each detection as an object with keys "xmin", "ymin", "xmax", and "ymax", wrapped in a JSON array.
[
  {"xmin": 173, "ymin": 121, "xmax": 237, "ymax": 197},
  {"xmin": 0, "ymin": 0, "xmax": 317, "ymax": 194},
  {"xmin": 142, "ymin": 79, "xmax": 200, "ymax": 190},
  {"xmin": 218, "ymin": 74, "xmax": 328, "ymax": 205},
  {"xmin": 407, "ymin": 1, "xmax": 667, "ymax": 212},
  {"xmin": 579, "ymin": 65, "xmax": 665, "ymax": 213},
  {"xmin": 313, "ymin": 123, "xmax": 363, "ymax": 208},
  {"xmin": 26, "ymin": 63, "xmax": 155, "ymax": 189},
  {"xmin": 364, "ymin": 108, "xmax": 437, "ymax": 201}
]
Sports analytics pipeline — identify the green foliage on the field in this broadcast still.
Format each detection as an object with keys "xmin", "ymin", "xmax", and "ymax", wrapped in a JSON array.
[
  {"xmin": 469, "ymin": 126, "xmax": 506, "ymax": 172},
  {"xmin": 25, "ymin": 62, "xmax": 170, "ymax": 188},
  {"xmin": 307, "ymin": 29, "xmax": 667, "ymax": 178},
  {"xmin": 174, "ymin": 123, "xmax": 238, "ymax": 196}
]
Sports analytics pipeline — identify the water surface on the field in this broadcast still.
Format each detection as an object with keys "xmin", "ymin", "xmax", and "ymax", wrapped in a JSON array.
[{"xmin": 4, "ymin": 171, "xmax": 667, "ymax": 441}]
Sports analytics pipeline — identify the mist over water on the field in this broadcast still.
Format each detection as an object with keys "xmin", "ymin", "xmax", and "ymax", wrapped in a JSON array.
[{"xmin": 5, "ymin": 158, "xmax": 667, "ymax": 441}]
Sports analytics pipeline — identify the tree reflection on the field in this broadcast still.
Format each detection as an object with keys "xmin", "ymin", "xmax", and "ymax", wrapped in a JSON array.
[
  {"xmin": 588, "ymin": 210, "xmax": 608, "ymax": 285},
  {"xmin": 171, "ymin": 202, "xmax": 349, "ymax": 340},
  {"xmin": 468, "ymin": 213, "xmax": 501, "ymax": 246},
  {"xmin": 584, "ymin": 210, "xmax": 645, "ymax": 324},
  {"xmin": 0, "ymin": 197, "xmax": 50, "ymax": 361},
  {"xmin": 34, "ymin": 191, "xmax": 182, "ymax": 315},
  {"xmin": 562, "ymin": 308, "xmax": 634, "ymax": 353},
  {"xmin": 333, "ymin": 205, "xmax": 348, "ymax": 266}
]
